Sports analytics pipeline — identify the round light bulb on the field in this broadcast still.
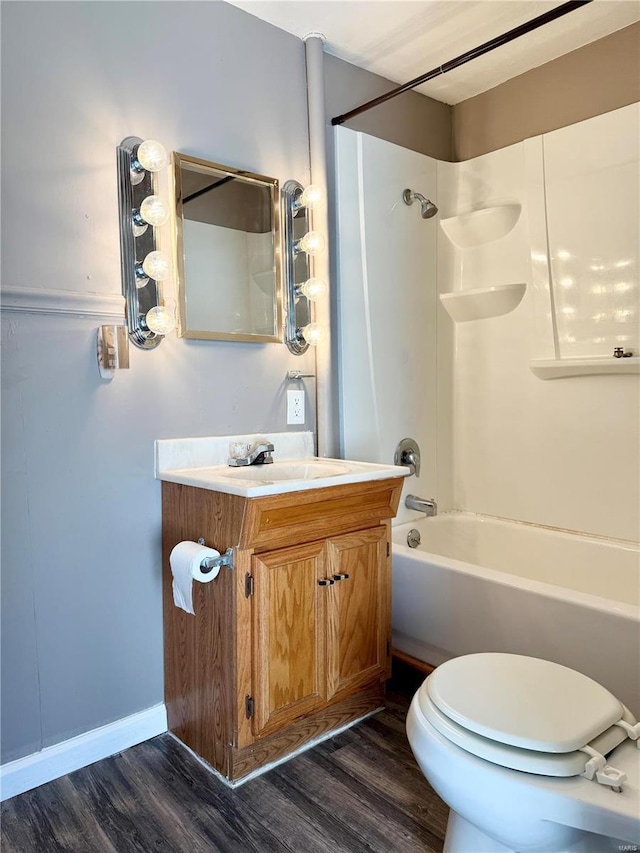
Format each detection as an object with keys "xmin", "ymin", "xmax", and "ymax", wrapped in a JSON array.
[
  {"xmin": 139, "ymin": 195, "xmax": 170, "ymax": 227},
  {"xmin": 297, "ymin": 231, "xmax": 326, "ymax": 256},
  {"xmin": 136, "ymin": 140, "xmax": 168, "ymax": 173},
  {"xmin": 298, "ymin": 277, "xmax": 327, "ymax": 302},
  {"xmin": 145, "ymin": 305, "xmax": 176, "ymax": 335},
  {"xmin": 298, "ymin": 184, "xmax": 324, "ymax": 209},
  {"xmin": 141, "ymin": 251, "xmax": 171, "ymax": 281},
  {"xmin": 300, "ymin": 322, "xmax": 326, "ymax": 346}
]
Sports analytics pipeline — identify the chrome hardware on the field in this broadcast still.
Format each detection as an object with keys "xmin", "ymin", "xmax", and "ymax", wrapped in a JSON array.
[
  {"xmin": 405, "ymin": 495, "xmax": 437, "ymax": 517},
  {"xmin": 614, "ymin": 347, "xmax": 634, "ymax": 358},
  {"xmin": 286, "ymin": 370, "xmax": 316, "ymax": 380},
  {"xmin": 395, "ymin": 438, "xmax": 421, "ymax": 477},
  {"xmin": 402, "ymin": 188, "xmax": 438, "ymax": 219},
  {"xmin": 332, "ymin": 573, "xmax": 350, "ymax": 581},
  {"xmin": 407, "ymin": 529, "xmax": 421, "ymax": 548},
  {"xmin": 117, "ymin": 137, "xmax": 168, "ymax": 351},
  {"xmin": 318, "ymin": 578, "xmax": 335, "ymax": 586},
  {"xmin": 200, "ymin": 547, "xmax": 234, "ymax": 573},
  {"xmin": 195, "ymin": 539, "xmax": 234, "ymax": 572},
  {"xmin": 228, "ymin": 442, "xmax": 274, "ymax": 467},
  {"xmin": 283, "ymin": 180, "xmax": 311, "ymax": 355}
]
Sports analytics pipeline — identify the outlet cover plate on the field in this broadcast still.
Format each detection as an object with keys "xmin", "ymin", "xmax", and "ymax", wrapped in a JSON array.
[{"xmin": 287, "ymin": 389, "xmax": 305, "ymax": 424}]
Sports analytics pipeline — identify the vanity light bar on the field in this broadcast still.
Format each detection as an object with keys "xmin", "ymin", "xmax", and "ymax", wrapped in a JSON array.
[
  {"xmin": 116, "ymin": 136, "xmax": 172, "ymax": 349},
  {"xmin": 282, "ymin": 180, "xmax": 327, "ymax": 355}
]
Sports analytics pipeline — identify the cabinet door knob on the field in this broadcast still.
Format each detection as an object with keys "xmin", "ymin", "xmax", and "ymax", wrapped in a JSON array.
[
  {"xmin": 318, "ymin": 578, "xmax": 335, "ymax": 586},
  {"xmin": 332, "ymin": 573, "xmax": 350, "ymax": 581}
]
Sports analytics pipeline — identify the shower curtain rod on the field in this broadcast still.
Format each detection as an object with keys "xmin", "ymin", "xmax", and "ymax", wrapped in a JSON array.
[{"xmin": 331, "ymin": 0, "xmax": 593, "ymax": 126}]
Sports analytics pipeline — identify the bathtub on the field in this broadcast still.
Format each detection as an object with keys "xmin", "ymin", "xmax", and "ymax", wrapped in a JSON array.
[{"xmin": 392, "ymin": 512, "xmax": 640, "ymax": 715}]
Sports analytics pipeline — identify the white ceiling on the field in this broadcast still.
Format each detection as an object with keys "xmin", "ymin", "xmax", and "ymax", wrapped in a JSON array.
[{"xmin": 227, "ymin": 0, "xmax": 640, "ymax": 104}]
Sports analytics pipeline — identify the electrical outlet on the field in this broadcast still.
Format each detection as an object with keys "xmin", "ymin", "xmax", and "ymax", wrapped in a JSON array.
[{"xmin": 287, "ymin": 389, "xmax": 305, "ymax": 425}]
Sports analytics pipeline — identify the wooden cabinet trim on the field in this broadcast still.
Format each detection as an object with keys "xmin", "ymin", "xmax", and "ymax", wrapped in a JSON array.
[
  {"xmin": 240, "ymin": 478, "xmax": 402, "ymax": 551},
  {"xmin": 229, "ymin": 683, "xmax": 385, "ymax": 782}
]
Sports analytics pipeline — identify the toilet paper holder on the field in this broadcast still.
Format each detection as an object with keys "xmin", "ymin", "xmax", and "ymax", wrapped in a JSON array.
[{"xmin": 197, "ymin": 538, "xmax": 234, "ymax": 573}]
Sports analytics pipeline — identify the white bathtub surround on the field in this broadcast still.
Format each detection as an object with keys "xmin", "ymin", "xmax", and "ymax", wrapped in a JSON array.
[
  {"xmin": 335, "ymin": 129, "xmax": 440, "ymax": 523},
  {"xmin": 337, "ymin": 104, "xmax": 640, "ymax": 543},
  {"xmin": 441, "ymin": 105, "xmax": 640, "ymax": 543},
  {"xmin": 0, "ymin": 703, "xmax": 167, "ymax": 802},
  {"xmin": 392, "ymin": 512, "xmax": 640, "ymax": 715},
  {"xmin": 543, "ymin": 104, "xmax": 639, "ymax": 363},
  {"xmin": 530, "ymin": 355, "xmax": 640, "ymax": 379}
]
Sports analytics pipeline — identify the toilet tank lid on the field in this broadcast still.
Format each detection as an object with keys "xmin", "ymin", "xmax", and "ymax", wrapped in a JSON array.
[{"xmin": 425, "ymin": 653, "xmax": 625, "ymax": 753}]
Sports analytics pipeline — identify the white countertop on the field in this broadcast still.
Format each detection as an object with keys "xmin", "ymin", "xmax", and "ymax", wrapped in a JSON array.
[{"xmin": 155, "ymin": 432, "xmax": 408, "ymax": 498}]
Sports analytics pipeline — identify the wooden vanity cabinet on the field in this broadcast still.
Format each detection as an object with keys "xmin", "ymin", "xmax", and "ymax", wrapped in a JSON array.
[{"xmin": 162, "ymin": 477, "xmax": 402, "ymax": 783}]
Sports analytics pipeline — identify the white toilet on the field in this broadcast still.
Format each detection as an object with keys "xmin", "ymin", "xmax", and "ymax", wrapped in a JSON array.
[{"xmin": 406, "ymin": 653, "xmax": 640, "ymax": 852}]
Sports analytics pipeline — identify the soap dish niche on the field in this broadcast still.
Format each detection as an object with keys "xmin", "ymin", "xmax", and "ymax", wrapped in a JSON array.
[
  {"xmin": 439, "ymin": 283, "xmax": 526, "ymax": 323},
  {"xmin": 440, "ymin": 204, "xmax": 522, "ymax": 249}
]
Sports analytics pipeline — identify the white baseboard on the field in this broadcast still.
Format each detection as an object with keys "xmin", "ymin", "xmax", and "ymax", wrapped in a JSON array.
[{"xmin": 0, "ymin": 703, "xmax": 167, "ymax": 802}]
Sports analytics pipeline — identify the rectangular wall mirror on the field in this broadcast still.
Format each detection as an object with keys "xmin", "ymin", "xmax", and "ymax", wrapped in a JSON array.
[{"xmin": 173, "ymin": 152, "xmax": 282, "ymax": 342}]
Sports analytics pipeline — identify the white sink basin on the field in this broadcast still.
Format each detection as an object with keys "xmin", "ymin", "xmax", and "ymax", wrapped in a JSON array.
[
  {"xmin": 156, "ymin": 435, "xmax": 409, "ymax": 497},
  {"xmin": 221, "ymin": 461, "xmax": 351, "ymax": 483}
]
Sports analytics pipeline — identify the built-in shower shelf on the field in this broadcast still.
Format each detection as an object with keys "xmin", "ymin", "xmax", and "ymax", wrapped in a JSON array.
[
  {"xmin": 530, "ymin": 356, "xmax": 640, "ymax": 379},
  {"xmin": 440, "ymin": 283, "xmax": 526, "ymax": 323},
  {"xmin": 440, "ymin": 204, "xmax": 521, "ymax": 248}
]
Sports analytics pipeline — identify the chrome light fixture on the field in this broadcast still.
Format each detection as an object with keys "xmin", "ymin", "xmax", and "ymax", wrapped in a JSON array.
[
  {"xmin": 117, "ymin": 136, "xmax": 174, "ymax": 348},
  {"xmin": 282, "ymin": 180, "xmax": 327, "ymax": 355}
]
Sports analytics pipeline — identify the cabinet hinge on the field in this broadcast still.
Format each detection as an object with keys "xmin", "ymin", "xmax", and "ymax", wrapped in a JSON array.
[
  {"xmin": 386, "ymin": 541, "xmax": 390, "ymax": 557},
  {"xmin": 244, "ymin": 573, "xmax": 254, "ymax": 597},
  {"xmin": 245, "ymin": 695, "xmax": 255, "ymax": 719}
]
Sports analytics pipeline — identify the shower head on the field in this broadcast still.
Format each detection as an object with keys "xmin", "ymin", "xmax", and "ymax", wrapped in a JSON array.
[{"xmin": 403, "ymin": 188, "xmax": 438, "ymax": 219}]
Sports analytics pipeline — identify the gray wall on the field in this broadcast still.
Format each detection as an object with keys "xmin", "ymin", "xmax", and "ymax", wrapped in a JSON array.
[{"xmin": 0, "ymin": 0, "xmax": 316, "ymax": 763}]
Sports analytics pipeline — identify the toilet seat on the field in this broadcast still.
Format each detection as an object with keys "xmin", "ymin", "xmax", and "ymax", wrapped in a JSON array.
[{"xmin": 417, "ymin": 654, "xmax": 639, "ymax": 783}]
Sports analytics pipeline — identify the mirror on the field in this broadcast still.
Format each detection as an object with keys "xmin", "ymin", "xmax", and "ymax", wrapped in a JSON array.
[{"xmin": 173, "ymin": 152, "xmax": 282, "ymax": 342}]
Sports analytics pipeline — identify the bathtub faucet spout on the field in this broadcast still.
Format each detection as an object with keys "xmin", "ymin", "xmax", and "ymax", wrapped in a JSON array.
[{"xmin": 405, "ymin": 495, "xmax": 437, "ymax": 517}]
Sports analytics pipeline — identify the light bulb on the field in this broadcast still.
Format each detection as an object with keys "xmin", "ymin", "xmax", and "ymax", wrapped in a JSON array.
[
  {"xmin": 136, "ymin": 140, "xmax": 168, "ymax": 173},
  {"xmin": 145, "ymin": 305, "xmax": 176, "ymax": 335},
  {"xmin": 139, "ymin": 195, "xmax": 170, "ymax": 227},
  {"xmin": 300, "ymin": 322, "xmax": 326, "ymax": 346},
  {"xmin": 298, "ymin": 277, "xmax": 327, "ymax": 302},
  {"xmin": 142, "ymin": 251, "xmax": 171, "ymax": 281},
  {"xmin": 297, "ymin": 184, "xmax": 324, "ymax": 210},
  {"xmin": 296, "ymin": 231, "xmax": 326, "ymax": 256}
]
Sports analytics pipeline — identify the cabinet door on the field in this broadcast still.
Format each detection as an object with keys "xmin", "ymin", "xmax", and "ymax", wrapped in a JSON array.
[
  {"xmin": 251, "ymin": 541, "xmax": 327, "ymax": 738},
  {"xmin": 325, "ymin": 526, "xmax": 390, "ymax": 700}
]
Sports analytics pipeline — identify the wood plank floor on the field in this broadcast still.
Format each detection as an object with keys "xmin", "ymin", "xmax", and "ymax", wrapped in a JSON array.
[{"xmin": 1, "ymin": 691, "xmax": 448, "ymax": 853}]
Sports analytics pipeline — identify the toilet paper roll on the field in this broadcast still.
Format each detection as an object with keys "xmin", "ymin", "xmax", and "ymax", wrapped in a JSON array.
[{"xmin": 169, "ymin": 541, "xmax": 221, "ymax": 615}]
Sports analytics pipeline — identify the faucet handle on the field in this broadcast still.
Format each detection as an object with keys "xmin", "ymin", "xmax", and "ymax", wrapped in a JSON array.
[
  {"xmin": 395, "ymin": 438, "xmax": 421, "ymax": 477},
  {"xmin": 229, "ymin": 441, "xmax": 252, "ymax": 460}
]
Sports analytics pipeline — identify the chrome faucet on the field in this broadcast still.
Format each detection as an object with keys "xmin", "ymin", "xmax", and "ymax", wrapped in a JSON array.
[
  {"xmin": 405, "ymin": 495, "xmax": 437, "ymax": 516},
  {"xmin": 228, "ymin": 441, "xmax": 274, "ymax": 467}
]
